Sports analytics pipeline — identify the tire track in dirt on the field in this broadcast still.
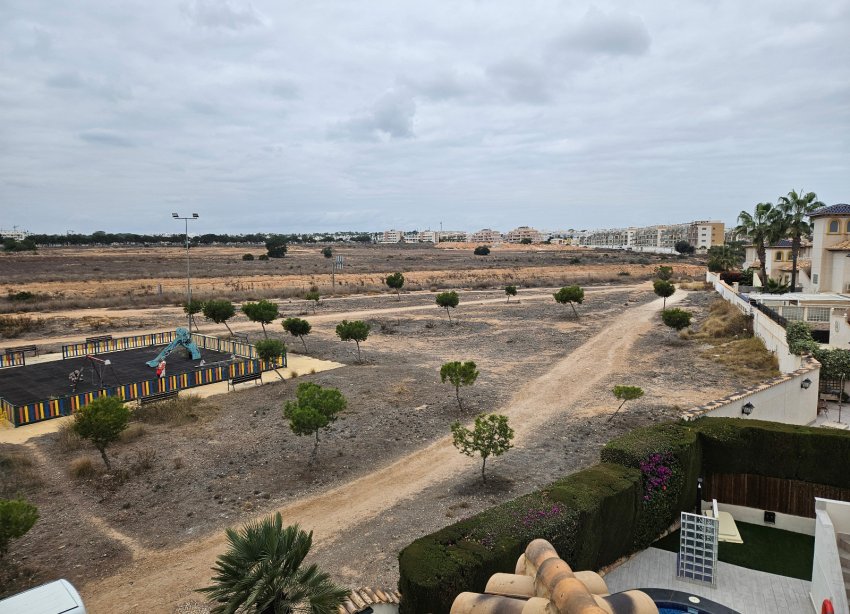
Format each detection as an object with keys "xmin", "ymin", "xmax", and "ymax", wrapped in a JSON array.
[{"xmin": 80, "ymin": 291, "xmax": 684, "ymax": 613}]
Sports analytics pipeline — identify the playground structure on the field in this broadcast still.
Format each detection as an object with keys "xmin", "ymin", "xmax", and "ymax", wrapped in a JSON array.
[
  {"xmin": 0, "ymin": 330, "xmax": 286, "ymax": 427},
  {"xmin": 145, "ymin": 327, "xmax": 201, "ymax": 367}
]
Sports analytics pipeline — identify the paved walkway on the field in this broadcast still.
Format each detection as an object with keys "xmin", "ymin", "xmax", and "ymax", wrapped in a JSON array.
[{"xmin": 604, "ymin": 547, "xmax": 813, "ymax": 614}]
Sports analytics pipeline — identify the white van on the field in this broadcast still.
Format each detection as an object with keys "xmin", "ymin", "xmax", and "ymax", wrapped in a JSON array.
[{"xmin": 0, "ymin": 580, "xmax": 86, "ymax": 614}]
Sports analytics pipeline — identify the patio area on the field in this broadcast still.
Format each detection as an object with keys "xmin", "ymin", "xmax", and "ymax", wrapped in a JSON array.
[
  {"xmin": 813, "ymin": 399, "xmax": 850, "ymax": 430},
  {"xmin": 604, "ymin": 547, "xmax": 812, "ymax": 614}
]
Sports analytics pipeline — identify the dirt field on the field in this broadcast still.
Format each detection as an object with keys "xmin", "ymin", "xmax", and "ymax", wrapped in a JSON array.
[
  {"xmin": 0, "ymin": 276, "xmax": 754, "ymax": 611},
  {"xmin": 0, "ymin": 243, "xmax": 704, "ymax": 313}
]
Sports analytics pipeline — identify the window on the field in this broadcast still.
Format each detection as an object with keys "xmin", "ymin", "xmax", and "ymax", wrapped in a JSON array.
[
  {"xmin": 813, "ymin": 273, "xmax": 819, "ymax": 284},
  {"xmin": 829, "ymin": 220, "xmax": 840, "ymax": 233},
  {"xmin": 845, "ymin": 220, "xmax": 850, "ymax": 233},
  {"xmin": 775, "ymin": 252, "xmax": 783, "ymax": 261}
]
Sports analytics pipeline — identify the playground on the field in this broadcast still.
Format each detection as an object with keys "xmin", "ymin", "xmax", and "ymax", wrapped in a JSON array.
[{"xmin": 0, "ymin": 345, "xmax": 234, "ymax": 407}]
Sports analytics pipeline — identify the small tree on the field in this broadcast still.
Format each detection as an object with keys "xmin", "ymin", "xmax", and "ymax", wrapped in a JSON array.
[
  {"xmin": 474, "ymin": 245, "xmax": 491, "ymax": 256},
  {"xmin": 284, "ymin": 383, "xmax": 347, "ymax": 465},
  {"xmin": 661, "ymin": 308, "xmax": 692, "ymax": 331},
  {"xmin": 440, "ymin": 360, "xmax": 479, "ymax": 411},
  {"xmin": 242, "ymin": 253, "xmax": 254, "ymax": 261},
  {"xmin": 0, "ymin": 498, "xmax": 39, "ymax": 559},
  {"xmin": 505, "ymin": 285, "xmax": 517, "ymax": 302},
  {"xmin": 183, "ymin": 299, "xmax": 204, "ymax": 330},
  {"xmin": 674, "ymin": 240, "xmax": 695, "ymax": 255},
  {"xmin": 304, "ymin": 291, "xmax": 321, "ymax": 312},
  {"xmin": 655, "ymin": 266, "xmax": 673, "ymax": 281},
  {"xmin": 255, "ymin": 339, "xmax": 286, "ymax": 380},
  {"xmin": 653, "ymin": 279, "xmax": 675, "ymax": 308},
  {"xmin": 335, "ymin": 320, "xmax": 370, "ymax": 362},
  {"xmin": 322, "ymin": 246, "xmax": 333, "ymax": 258},
  {"xmin": 258, "ymin": 254, "xmax": 269, "ymax": 261},
  {"xmin": 203, "ymin": 299, "xmax": 236, "ymax": 335},
  {"xmin": 451, "ymin": 414, "xmax": 514, "ymax": 483},
  {"xmin": 607, "ymin": 385, "xmax": 645, "ymax": 422},
  {"xmin": 282, "ymin": 317, "xmax": 312, "ymax": 351},
  {"xmin": 436, "ymin": 291, "xmax": 460, "ymax": 323},
  {"xmin": 241, "ymin": 299, "xmax": 279, "ymax": 339},
  {"xmin": 266, "ymin": 235, "xmax": 288, "ymax": 258},
  {"xmin": 553, "ymin": 285, "xmax": 584, "ymax": 318},
  {"xmin": 73, "ymin": 396, "xmax": 130, "ymax": 470},
  {"xmin": 386, "ymin": 272, "xmax": 405, "ymax": 301},
  {"xmin": 198, "ymin": 513, "xmax": 348, "ymax": 613}
]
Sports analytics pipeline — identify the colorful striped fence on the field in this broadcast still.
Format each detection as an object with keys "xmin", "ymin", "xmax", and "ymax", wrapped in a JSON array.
[
  {"xmin": 0, "ymin": 396, "xmax": 14, "ymax": 424},
  {"xmin": 191, "ymin": 333, "xmax": 256, "ymax": 359},
  {"xmin": 0, "ymin": 351, "xmax": 26, "ymax": 369},
  {"xmin": 62, "ymin": 331, "xmax": 177, "ymax": 359},
  {"xmin": 8, "ymin": 351, "xmax": 287, "ymax": 427}
]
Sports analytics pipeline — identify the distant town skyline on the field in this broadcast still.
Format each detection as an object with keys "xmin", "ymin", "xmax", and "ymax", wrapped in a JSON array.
[{"xmin": 2, "ymin": 0, "xmax": 848, "ymax": 235}]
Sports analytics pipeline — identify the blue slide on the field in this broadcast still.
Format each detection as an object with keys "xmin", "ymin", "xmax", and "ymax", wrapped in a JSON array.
[{"xmin": 146, "ymin": 327, "xmax": 202, "ymax": 367}]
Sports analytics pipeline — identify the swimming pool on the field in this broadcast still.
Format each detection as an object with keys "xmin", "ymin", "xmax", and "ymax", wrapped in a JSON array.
[{"xmin": 640, "ymin": 588, "xmax": 741, "ymax": 614}]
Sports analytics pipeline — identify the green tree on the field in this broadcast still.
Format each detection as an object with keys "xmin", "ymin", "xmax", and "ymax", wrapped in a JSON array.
[
  {"xmin": 241, "ymin": 299, "xmax": 279, "ymax": 339},
  {"xmin": 653, "ymin": 279, "xmax": 675, "ymax": 308},
  {"xmin": 284, "ymin": 383, "xmax": 347, "ymax": 464},
  {"xmin": 661, "ymin": 308, "xmax": 692, "ymax": 331},
  {"xmin": 553, "ymin": 285, "xmax": 584, "ymax": 318},
  {"xmin": 198, "ymin": 512, "xmax": 348, "ymax": 614},
  {"xmin": 304, "ymin": 291, "xmax": 320, "ymax": 312},
  {"xmin": 474, "ymin": 245, "xmax": 491, "ymax": 256},
  {"xmin": 265, "ymin": 235, "xmax": 288, "ymax": 258},
  {"xmin": 385, "ymin": 272, "xmax": 405, "ymax": 301},
  {"xmin": 505, "ymin": 285, "xmax": 517, "ymax": 302},
  {"xmin": 655, "ymin": 266, "xmax": 673, "ymax": 281},
  {"xmin": 183, "ymin": 299, "xmax": 204, "ymax": 330},
  {"xmin": 72, "ymin": 397, "xmax": 130, "ymax": 470},
  {"xmin": 242, "ymin": 253, "xmax": 254, "ymax": 261},
  {"xmin": 764, "ymin": 278, "xmax": 790, "ymax": 294},
  {"xmin": 436, "ymin": 291, "xmax": 460, "ymax": 323},
  {"xmin": 520, "ymin": 237, "xmax": 532, "ymax": 245},
  {"xmin": 786, "ymin": 321, "xmax": 817, "ymax": 356},
  {"xmin": 203, "ymin": 299, "xmax": 237, "ymax": 335},
  {"xmin": 777, "ymin": 189, "xmax": 824, "ymax": 292},
  {"xmin": 0, "ymin": 498, "xmax": 38, "ymax": 559},
  {"xmin": 335, "ymin": 320, "xmax": 370, "ymax": 362},
  {"xmin": 322, "ymin": 246, "xmax": 333, "ymax": 258},
  {"xmin": 451, "ymin": 414, "xmax": 514, "ymax": 483},
  {"xmin": 674, "ymin": 240, "xmax": 695, "ymax": 255},
  {"xmin": 734, "ymin": 202, "xmax": 783, "ymax": 285},
  {"xmin": 607, "ymin": 385, "xmax": 645, "ymax": 422},
  {"xmin": 255, "ymin": 339, "xmax": 286, "ymax": 380},
  {"xmin": 440, "ymin": 361, "xmax": 479, "ymax": 411},
  {"xmin": 282, "ymin": 317, "xmax": 312, "ymax": 352},
  {"xmin": 706, "ymin": 244, "xmax": 743, "ymax": 273}
]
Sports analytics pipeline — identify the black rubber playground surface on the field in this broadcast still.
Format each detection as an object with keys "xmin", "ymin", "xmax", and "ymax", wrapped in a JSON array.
[{"xmin": 0, "ymin": 345, "xmax": 234, "ymax": 406}]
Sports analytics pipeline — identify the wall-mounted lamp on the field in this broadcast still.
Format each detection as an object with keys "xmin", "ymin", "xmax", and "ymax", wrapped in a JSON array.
[
  {"xmin": 742, "ymin": 402, "xmax": 755, "ymax": 416},
  {"xmin": 801, "ymin": 378, "xmax": 812, "ymax": 390}
]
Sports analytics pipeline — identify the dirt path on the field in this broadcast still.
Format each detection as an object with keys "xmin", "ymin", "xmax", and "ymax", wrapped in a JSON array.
[
  {"xmin": 0, "ymin": 284, "xmax": 646, "ymax": 350},
  {"xmin": 78, "ymin": 290, "xmax": 684, "ymax": 612}
]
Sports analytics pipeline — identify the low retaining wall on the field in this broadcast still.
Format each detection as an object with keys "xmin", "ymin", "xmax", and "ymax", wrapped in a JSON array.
[{"xmin": 681, "ymin": 358, "xmax": 819, "ymax": 425}]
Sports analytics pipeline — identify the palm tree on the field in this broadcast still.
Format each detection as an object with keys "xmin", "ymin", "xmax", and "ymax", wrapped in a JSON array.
[
  {"xmin": 777, "ymin": 189, "xmax": 824, "ymax": 292},
  {"xmin": 198, "ymin": 513, "xmax": 348, "ymax": 614},
  {"xmin": 734, "ymin": 202, "xmax": 778, "ymax": 284},
  {"xmin": 706, "ymin": 244, "xmax": 744, "ymax": 273}
]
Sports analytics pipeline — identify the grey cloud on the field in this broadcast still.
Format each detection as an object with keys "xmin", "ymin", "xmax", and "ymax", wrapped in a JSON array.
[
  {"xmin": 79, "ymin": 130, "xmax": 137, "ymax": 148},
  {"xmin": 46, "ymin": 72, "xmax": 84, "ymax": 89},
  {"xmin": 487, "ymin": 59, "xmax": 550, "ymax": 104},
  {"xmin": 330, "ymin": 90, "xmax": 416, "ymax": 142},
  {"xmin": 183, "ymin": 0, "xmax": 263, "ymax": 30},
  {"xmin": 269, "ymin": 80, "xmax": 299, "ymax": 100},
  {"xmin": 400, "ymin": 70, "xmax": 478, "ymax": 101},
  {"xmin": 560, "ymin": 7, "xmax": 651, "ymax": 57}
]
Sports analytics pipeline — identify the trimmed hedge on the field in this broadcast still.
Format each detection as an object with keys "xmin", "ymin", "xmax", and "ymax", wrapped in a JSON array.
[{"xmin": 398, "ymin": 418, "xmax": 850, "ymax": 613}]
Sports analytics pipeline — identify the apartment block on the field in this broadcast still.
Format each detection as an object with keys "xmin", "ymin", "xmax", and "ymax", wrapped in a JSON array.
[
  {"xmin": 578, "ymin": 220, "xmax": 724, "ymax": 253},
  {"xmin": 380, "ymin": 230, "xmax": 404, "ymax": 243},
  {"xmin": 469, "ymin": 228, "xmax": 503, "ymax": 243},
  {"xmin": 505, "ymin": 226, "xmax": 546, "ymax": 243}
]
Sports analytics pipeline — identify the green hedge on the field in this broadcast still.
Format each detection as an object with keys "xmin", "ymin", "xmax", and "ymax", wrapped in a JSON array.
[{"xmin": 398, "ymin": 418, "xmax": 850, "ymax": 613}]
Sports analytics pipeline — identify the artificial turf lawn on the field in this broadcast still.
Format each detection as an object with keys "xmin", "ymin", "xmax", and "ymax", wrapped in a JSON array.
[{"xmin": 652, "ymin": 521, "xmax": 814, "ymax": 581}]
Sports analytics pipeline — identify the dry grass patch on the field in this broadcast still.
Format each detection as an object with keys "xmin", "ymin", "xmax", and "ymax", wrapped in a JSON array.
[
  {"xmin": 0, "ymin": 446, "xmax": 42, "ymax": 497},
  {"xmin": 0, "ymin": 314, "xmax": 44, "ymax": 338},
  {"xmin": 705, "ymin": 337, "xmax": 780, "ymax": 379},
  {"xmin": 119, "ymin": 423, "xmax": 146, "ymax": 443},
  {"xmin": 132, "ymin": 395, "xmax": 215, "ymax": 425},
  {"xmin": 686, "ymin": 299, "xmax": 752, "ymax": 340},
  {"xmin": 69, "ymin": 456, "xmax": 97, "ymax": 480},
  {"xmin": 56, "ymin": 421, "xmax": 85, "ymax": 452},
  {"xmin": 679, "ymin": 281, "xmax": 712, "ymax": 291}
]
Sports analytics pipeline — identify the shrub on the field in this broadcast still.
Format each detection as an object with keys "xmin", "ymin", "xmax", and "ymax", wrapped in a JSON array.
[
  {"xmin": 133, "ymin": 395, "xmax": 209, "ymax": 425},
  {"xmin": 304, "ymin": 291, "xmax": 320, "ymax": 311},
  {"xmin": 258, "ymin": 254, "xmax": 269, "ymax": 261},
  {"xmin": 265, "ymin": 235, "xmax": 288, "ymax": 258},
  {"xmin": 56, "ymin": 421, "xmax": 85, "ymax": 452},
  {"xmin": 661, "ymin": 308, "xmax": 692, "ymax": 331},
  {"xmin": 0, "ymin": 498, "xmax": 38, "ymax": 558},
  {"xmin": 73, "ymin": 397, "xmax": 130, "ymax": 470},
  {"xmin": 786, "ymin": 321, "xmax": 817, "ymax": 355},
  {"xmin": 0, "ymin": 315, "xmax": 44, "ymax": 339},
  {"xmin": 118, "ymin": 423, "xmax": 146, "ymax": 443},
  {"xmin": 242, "ymin": 253, "xmax": 254, "ymax": 261},
  {"xmin": 8, "ymin": 291, "xmax": 35, "ymax": 302},
  {"xmin": 473, "ymin": 245, "xmax": 491, "ymax": 256},
  {"xmin": 131, "ymin": 448, "xmax": 157, "ymax": 474},
  {"xmin": 322, "ymin": 246, "xmax": 333, "ymax": 258},
  {"xmin": 69, "ymin": 456, "xmax": 97, "ymax": 480},
  {"xmin": 655, "ymin": 266, "xmax": 673, "ymax": 281},
  {"xmin": 519, "ymin": 238, "xmax": 532, "ymax": 245},
  {"xmin": 504, "ymin": 286, "xmax": 517, "ymax": 302}
]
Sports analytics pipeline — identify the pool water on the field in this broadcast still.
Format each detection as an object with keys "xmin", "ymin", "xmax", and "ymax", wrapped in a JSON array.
[{"xmin": 658, "ymin": 608, "xmax": 701, "ymax": 614}]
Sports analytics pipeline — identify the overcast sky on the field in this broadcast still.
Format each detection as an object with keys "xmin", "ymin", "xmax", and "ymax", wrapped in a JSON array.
[{"xmin": 2, "ymin": 0, "xmax": 848, "ymax": 234}]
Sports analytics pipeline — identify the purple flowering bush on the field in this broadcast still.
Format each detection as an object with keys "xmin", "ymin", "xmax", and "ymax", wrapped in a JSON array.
[{"xmin": 640, "ymin": 452, "xmax": 675, "ymax": 503}]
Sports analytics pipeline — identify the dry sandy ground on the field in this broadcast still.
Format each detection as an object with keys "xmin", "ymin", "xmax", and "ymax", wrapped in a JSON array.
[{"xmin": 75, "ymin": 290, "xmax": 688, "ymax": 612}]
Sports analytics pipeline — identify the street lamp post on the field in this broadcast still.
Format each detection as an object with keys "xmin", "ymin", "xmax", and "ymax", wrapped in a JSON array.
[{"xmin": 172, "ymin": 213, "xmax": 199, "ymax": 332}]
